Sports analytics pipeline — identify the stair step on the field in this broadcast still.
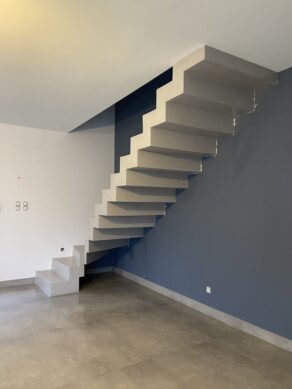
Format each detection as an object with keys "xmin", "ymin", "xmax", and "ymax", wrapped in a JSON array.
[
  {"xmin": 35, "ymin": 270, "xmax": 79, "ymax": 297},
  {"xmin": 52, "ymin": 257, "xmax": 84, "ymax": 280},
  {"xmin": 90, "ymin": 227, "xmax": 144, "ymax": 241},
  {"xmin": 102, "ymin": 187, "xmax": 176, "ymax": 203},
  {"xmin": 174, "ymin": 45, "xmax": 277, "ymax": 89},
  {"xmin": 131, "ymin": 127, "xmax": 217, "ymax": 157},
  {"xmin": 120, "ymin": 150, "xmax": 202, "ymax": 174},
  {"xmin": 36, "ymin": 269, "xmax": 65, "ymax": 283},
  {"xmin": 91, "ymin": 215, "xmax": 155, "ymax": 229},
  {"xmin": 87, "ymin": 239, "xmax": 129, "ymax": 253},
  {"xmin": 144, "ymin": 102, "xmax": 234, "ymax": 136},
  {"xmin": 183, "ymin": 74, "xmax": 254, "ymax": 113},
  {"xmin": 96, "ymin": 202, "xmax": 166, "ymax": 216},
  {"xmin": 111, "ymin": 170, "xmax": 188, "ymax": 189}
]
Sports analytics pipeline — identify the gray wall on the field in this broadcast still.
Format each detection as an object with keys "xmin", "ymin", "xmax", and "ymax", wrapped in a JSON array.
[{"xmin": 115, "ymin": 68, "xmax": 292, "ymax": 340}]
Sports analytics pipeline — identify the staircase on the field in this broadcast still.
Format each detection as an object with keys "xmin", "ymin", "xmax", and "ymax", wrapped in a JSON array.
[{"xmin": 35, "ymin": 45, "xmax": 277, "ymax": 297}]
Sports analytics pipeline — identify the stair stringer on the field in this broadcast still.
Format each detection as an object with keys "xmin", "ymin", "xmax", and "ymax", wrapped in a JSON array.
[{"xmin": 35, "ymin": 45, "xmax": 277, "ymax": 296}]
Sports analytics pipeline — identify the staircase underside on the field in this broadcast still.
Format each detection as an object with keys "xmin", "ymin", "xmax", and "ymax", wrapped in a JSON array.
[{"xmin": 35, "ymin": 45, "xmax": 277, "ymax": 297}]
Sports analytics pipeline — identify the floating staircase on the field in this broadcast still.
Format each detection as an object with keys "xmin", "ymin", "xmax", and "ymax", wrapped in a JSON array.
[{"xmin": 35, "ymin": 45, "xmax": 277, "ymax": 297}]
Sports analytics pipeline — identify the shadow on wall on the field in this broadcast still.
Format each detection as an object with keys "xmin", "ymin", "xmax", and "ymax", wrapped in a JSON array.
[{"xmin": 71, "ymin": 106, "xmax": 115, "ymax": 132}]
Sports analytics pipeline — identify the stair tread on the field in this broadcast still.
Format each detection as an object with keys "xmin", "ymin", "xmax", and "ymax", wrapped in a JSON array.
[
  {"xmin": 53, "ymin": 257, "xmax": 79, "ymax": 268},
  {"xmin": 175, "ymin": 45, "xmax": 276, "ymax": 88},
  {"xmin": 36, "ymin": 270, "xmax": 66, "ymax": 283}
]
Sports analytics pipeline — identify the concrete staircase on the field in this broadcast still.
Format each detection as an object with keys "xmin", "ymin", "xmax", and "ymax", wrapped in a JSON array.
[
  {"xmin": 35, "ymin": 45, "xmax": 277, "ymax": 297},
  {"xmin": 35, "ymin": 246, "xmax": 85, "ymax": 297}
]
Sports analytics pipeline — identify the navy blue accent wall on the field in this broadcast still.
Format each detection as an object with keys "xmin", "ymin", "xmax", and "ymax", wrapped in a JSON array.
[
  {"xmin": 85, "ymin": 252, "xmax": 114, "ymax": 272},
  {"xmin": 115, "ymin": 69, "xmax": 172, "ymax": 172},
  {"xmin": 84, "ymin": 71, "xmax": 172, "ymax": 272},
  {"xmin": 114, "ymin": 68, "xmax": 292, "ymax": 340}
]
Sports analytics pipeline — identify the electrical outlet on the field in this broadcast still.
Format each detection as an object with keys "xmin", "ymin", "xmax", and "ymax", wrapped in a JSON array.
[{"xmin": 206, "ymin": 286, "xmax": 212, "ymax": 294}]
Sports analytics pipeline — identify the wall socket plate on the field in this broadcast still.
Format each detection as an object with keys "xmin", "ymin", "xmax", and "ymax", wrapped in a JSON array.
[{"xmin": 206, "ymin": 286, "xmax": 212, "ymax": 294}]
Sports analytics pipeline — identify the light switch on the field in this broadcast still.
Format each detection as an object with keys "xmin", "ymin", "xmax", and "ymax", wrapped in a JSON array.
[
  {"xmin": 23, "ymin": 201, "xmax": 28, "ymax": 211},
  {"xmin": 16, "ymin": 201, "xmax": 21, "ymax": 212}
]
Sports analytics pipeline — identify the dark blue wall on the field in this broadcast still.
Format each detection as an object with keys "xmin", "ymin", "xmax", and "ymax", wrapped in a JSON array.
[
  {"xmin": 84, "ymin": 71, "xmax": 172, "ymax": 272},
  {"xmin": 85, "ymin": 252, "xmax": 114, "ymax": 273},
  {"xmin": 115, "ymin": 69, "xmax": 172, "ymax": 172},
  {"xmin": 114, "ymin": 68, "xmax": 292, "ymax": 340}
]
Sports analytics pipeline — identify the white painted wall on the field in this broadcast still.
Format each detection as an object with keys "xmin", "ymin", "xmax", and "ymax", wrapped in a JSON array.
[
  {"xmin": 2, "ymin": 1, "xmax": 291, "ymax": 131},
  {"xmin": 0, "ymin": 121, "xmax": 114, "ymax": 281}
]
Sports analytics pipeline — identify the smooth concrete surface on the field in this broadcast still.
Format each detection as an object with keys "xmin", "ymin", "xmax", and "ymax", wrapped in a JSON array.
[
  {"xmin": 115, "ymin": 268, "xmax": 292, "ymax": 352},
  {"xmin": 0, "ymin": 273, "xmax": 291, "ymax": 389}
]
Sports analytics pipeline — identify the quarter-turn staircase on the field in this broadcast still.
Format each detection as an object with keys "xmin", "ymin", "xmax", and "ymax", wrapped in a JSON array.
[{"xmin": 35, "ymin": 46, "xmax": 277, "ymax": 297}]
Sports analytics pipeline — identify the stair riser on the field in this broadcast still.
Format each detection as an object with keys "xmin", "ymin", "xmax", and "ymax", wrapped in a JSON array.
[
  {"xmin": 103, "ymin": 188, "xmax": 176, "ymax": 203},
  {"xmin": 182, "ymin": 74, "xmax": 254, "ymax": 113},
  {"xmin": 52, "ymin": 260, "xmax": 83, "ymax": 280},
  {"xmin": 111, "ymin": 170, "xmax": 188, "ymax": 189},
  {"xmin": 120, "ymin": 153, "xmax": 138, "ymax": 172},
  {"xmin": 92, "ymin": 218, "xmax": 155, "ymax": 229},
  {"xmin": 104, "ymin": 194, "xmax": 176, "ymax": 203},
  {"xmin": 173, "ymin": 46, "xmax": 277, "ymax": 89},
  {"xmin": 131, "ymin": 128, "xmax": 217, "ymax": 157},
  {"xmin": 35, "ymin": 273, "xmax": 79, "ymax": 297},
  {"xmin": 164, "ymin": 103, "xmax": 234, "ymax": 136},
  {"xmin": 91, "ymin": 227, "xmax": 144, "ymax": 241},
  {"xmin": 144, "ymin": 102, "xmax": 234, "ymax": 136},
  {"xmin": 156, "ymin": 74, "xmax": 254, "ymax": 116},
  {"xmin": 130, "ymin": 133, "xmax": 147, "ymax": 154},
  {"xmin": 151, "ymin": 128, "xmax": 217, "ymax": 157},
  {"xmin": 156, "ymin": 80, "xmax": 183, "ymax": 110},
  {"xmin": 121, "ymin": 150, "xmax": 201, "ymax": 174},
  {"xmin": 35, "ymin": 274, "xmax": 51, "ymax": 297},
  {"xmin": 95, "ymin": 215, "xmax": 154, "ymax": 229},
  {"xmin": 96, "ymin": 202, "xmax": 166, "ymax": 216}
]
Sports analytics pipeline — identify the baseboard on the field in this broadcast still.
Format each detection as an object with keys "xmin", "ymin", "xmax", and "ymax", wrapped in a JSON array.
[
  {"xmin": 0, "ymin": 277, "xmax": 35, "ymax": 288},
  {"xmin": 85, "ymin": 266, "xmax": 113, "ymax": 275},
  {"xmin": 114, "ymin": 267, "xmax": 292, "ymax": 353}
]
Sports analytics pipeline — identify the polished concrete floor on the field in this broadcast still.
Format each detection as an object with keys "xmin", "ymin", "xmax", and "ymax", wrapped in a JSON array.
[{"xmin": 0, "ymin": 273, "xmax": 291, "ymax": 388}]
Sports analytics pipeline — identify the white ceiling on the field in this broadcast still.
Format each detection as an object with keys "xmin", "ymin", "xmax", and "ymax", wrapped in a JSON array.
[{"xmin": 1, "ymin": 0, "xmax": 292, "ymax": 132}]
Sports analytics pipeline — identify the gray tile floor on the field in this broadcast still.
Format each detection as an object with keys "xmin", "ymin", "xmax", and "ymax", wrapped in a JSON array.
[{"xmin": 0, "ymin": 273, "xmax": 291, "ymax": 388}]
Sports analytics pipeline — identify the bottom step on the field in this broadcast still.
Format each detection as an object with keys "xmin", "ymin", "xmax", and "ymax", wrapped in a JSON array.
[{"xmin": 35, "ymin": 270, "xmax": 79, "ymax": 297}]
